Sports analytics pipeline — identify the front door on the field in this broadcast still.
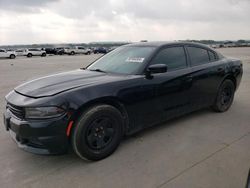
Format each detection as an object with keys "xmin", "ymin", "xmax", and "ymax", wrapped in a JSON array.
[{"xmin": 147, "ymin": 45, "xmax": 194, "ymax": 121}]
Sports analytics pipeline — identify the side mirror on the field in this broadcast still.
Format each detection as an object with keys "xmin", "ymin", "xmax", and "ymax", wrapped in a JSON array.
[{"xmin": 145, "ymin": 64, "xmax": 167, "ymax": 79}]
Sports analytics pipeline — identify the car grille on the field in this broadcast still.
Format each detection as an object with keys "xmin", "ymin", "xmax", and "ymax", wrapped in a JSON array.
[{"xmin": 7, "ymin": 103, "xmax": 25, "ymax": 119}]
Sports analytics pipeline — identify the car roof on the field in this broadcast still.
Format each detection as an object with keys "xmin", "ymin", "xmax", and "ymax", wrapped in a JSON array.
[{"xmin": 126, "ymin": 41, "xmax": 212, "ymax": 49}]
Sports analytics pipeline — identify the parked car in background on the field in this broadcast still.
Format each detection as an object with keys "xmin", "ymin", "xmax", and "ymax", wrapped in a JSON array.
[
  {"xmin": 0, "ymin": 49, "xmax": 16, "ymax": 59},
  {"xmin": 44, "ymin": 48, "xmax": 57, "ymax": 55},
  {"xmin": 55, "ymin": 47, "xmax": 66, "ymax": 55},
  {"xmin": 65, "ymin": 46, "xmax": 91, "ymax": 55},
  {"xmin": 44, "ymin": 47, "xmax": 67, "ymax": 55},
  {"xmin": 3, "ymin": 42, "xmax": 243, "ymax": 161},
  {"xmin": 15, "ymin": 49, "xmax": 28, "ymax": 56},
  {"xmin": 94, "ymin": 47, "xmax": 108, "ymax": 54},
  {"xmin": 6, "ymin": 49, "xmax": 15, "ymax": 52},
  {"xmin": 26, "ymin": 49, "xmax": 46, "ymax": 57}
]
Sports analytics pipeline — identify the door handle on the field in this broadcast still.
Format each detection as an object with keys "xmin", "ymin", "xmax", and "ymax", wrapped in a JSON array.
[{"xmin": 186, "ymin": 75, "xmax": 193, "ymax": 82}]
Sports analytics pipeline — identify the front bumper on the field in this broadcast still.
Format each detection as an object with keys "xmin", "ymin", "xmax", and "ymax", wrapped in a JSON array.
[{"xmin": 3, "ymin": 109, "xmax": 70, "ymax": 155}]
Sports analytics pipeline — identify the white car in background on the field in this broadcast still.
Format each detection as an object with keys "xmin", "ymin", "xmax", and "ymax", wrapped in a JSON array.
[
  {"xmin": 0, "ymin": 49, "xmax": 16, "ymax": 59},
  {"xmin": 25, "ymin": 49, "xmax": 46, "ymax": 57},
  {"xmin": 15, "ymin": 49, "xmax": 28, "ymax": 56},
  {"xmin": 65, "ymin": 46, "xmax": 91, "ymax": 55}
]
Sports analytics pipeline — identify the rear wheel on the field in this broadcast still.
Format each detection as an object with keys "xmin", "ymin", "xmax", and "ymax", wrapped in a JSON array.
[
  {"xmin": 27, "ymin": 53, "xmax": 32, "ymax": 58},
  {"xmin": 71, "ymin": 104, "xmax": 124, "ymax": 161},
  {"xmin": 212, "ymin": 80, "xmax": 235, "ymax": 112},
  {"xmin": 70, "ymin": 51, "xmax": 75, "ymax": 55}
]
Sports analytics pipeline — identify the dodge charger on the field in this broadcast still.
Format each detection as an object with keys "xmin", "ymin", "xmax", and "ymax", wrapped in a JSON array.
[{"xmin": 3, "ymin": 42, "xmax": 243, "ymax": 161}]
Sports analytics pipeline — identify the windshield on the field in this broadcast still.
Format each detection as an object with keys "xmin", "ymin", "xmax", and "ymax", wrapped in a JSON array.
[{"xmin": 87, "ymin": 46, "xmax": 156, "ymax": 74}]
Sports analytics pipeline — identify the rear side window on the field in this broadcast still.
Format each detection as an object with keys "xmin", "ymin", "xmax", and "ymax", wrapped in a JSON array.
[
  {"xmin": 151, "ymin": 46, "xmax": 187, "ymax": 71},
  {"xmin": 208, "ymin": 50, "xmax": 217, "ymax": 62},
  {"xmin": 187, "ymin": 46, "xmax": 210, "ymax": 66}
]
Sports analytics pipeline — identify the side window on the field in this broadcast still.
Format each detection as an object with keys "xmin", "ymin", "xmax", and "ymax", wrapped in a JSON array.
[
  {"xmin": 187, "ymin": 46, "xmax": 210, "ymax": 66},
  {"xmin": 208, "ymin": 50, "xmax": 217, "ymax": 62},
  {"xmin": 0, "ymin": 50, "xmax": 4, "ymax": 52},
  {"xmin": 151, "ymin": 47, "xmax": 187, "ymax": 71}
]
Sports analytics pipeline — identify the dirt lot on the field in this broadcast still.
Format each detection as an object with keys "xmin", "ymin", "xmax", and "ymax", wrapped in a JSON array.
[{"xmin": 0, "ymin": 48, "xmax": 250, "ymax": 188}]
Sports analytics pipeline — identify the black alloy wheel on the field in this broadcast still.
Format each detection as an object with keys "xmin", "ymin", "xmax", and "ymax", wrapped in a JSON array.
[
  {"xmin": 71, "ymin": 104, "xmax": 124, "ymax": 161},
  {"xmin": 86, "ymin": 117, "xmax": 115, "ymax": 150},
  {"xmin": 212, "ymin": 79, "xmax": 235, "ymax": 112}
]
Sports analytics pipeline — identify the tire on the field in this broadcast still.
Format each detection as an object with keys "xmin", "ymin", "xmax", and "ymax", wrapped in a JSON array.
[
  {"xmin": 70, "ymin": 51, "xmax": 75, "ymax": 55},
  {"xmin": 212, "ymin": 79, "xmax": 235, "ymax": 112},
  {"xmin": 71, "ymin": 104, "xmax": 124, "ymax": 161},
  {"xmin": 10, "ymin": 54, "xmax": 16, "ymax": 59},
  {"xmin": 27, "ymin": 53, "xmax": 32, "ymax": 58},
  {"xmin": 41, "ymin": 53, "xmax": 46, "ymax": 57}
]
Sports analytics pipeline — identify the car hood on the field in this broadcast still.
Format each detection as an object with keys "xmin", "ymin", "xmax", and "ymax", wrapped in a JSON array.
[{"xmin": 14, "ymin": 69, "xmax": 122, "ymax": 98}]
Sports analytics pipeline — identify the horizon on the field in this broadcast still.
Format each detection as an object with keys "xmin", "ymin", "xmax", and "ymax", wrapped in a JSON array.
[{"xmin": 1, "ymin": 39, "xmax": 250, "ymax": 48}]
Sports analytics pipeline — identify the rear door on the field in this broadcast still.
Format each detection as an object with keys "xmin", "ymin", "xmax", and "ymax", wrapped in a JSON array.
[{"xmin": 186, "ymin": 45, "xmax": 222, "ymax": 109}]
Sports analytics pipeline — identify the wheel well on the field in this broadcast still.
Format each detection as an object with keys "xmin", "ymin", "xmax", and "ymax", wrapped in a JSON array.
[
  {"xmin": 223, "ymin": 75, "xmax": 237, "ymax": 89},
  {"xmin": 71, "ymin": 98, "xmax": 130, "ymax": 135}
]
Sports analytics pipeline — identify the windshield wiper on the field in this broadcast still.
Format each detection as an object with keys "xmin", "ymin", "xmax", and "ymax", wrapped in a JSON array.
[{"xmin": 89, "ymin": 69, "xmax": 106, "ymax": 73}]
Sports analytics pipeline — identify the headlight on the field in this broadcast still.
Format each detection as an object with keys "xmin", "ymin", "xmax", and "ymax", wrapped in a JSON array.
[{"xmin": 25, "ymin": 106, "xmax": 65, "ymax": 119}]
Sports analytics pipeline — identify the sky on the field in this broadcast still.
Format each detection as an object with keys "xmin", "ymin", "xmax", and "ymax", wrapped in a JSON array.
[{"xmin": 0, "ymin": 0, "xmax": 250, "ymax": 45}]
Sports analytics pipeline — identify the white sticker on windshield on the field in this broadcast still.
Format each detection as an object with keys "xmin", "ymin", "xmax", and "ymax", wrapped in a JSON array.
[{"xmin": 126, "ymin": 57, "xmax": 145, "ymax": 63}]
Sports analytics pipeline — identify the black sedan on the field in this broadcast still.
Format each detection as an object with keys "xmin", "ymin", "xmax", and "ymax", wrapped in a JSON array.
[{"xmin": 3, "ymin": 42, "xmax": 243, "ymax": 161}]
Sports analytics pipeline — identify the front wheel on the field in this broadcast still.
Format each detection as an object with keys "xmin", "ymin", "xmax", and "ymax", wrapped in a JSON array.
[
  {"xmin": 212, "ymin": 80, "xmax": 235, "ymax": 112},
  {"xmin": 41, "ymin": 53, "xmax": 46, "ymax": 57},
  {"xmin": 71, "ymin": 105, "xmax": 124, "ymax": 161}
]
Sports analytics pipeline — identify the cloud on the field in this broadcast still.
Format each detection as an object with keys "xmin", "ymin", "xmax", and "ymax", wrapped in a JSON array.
[
  {"xmin": 0, "ymin": 0, "xmax": 59, "ymax": 13},
  {"xmin": 0, "ymin": 0, "xmax": 250, "ymax": 44}
]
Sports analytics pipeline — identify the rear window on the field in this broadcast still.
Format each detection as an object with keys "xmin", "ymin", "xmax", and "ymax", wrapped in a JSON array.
[{"xmin": 187, "ymin": 46, "xmax": 210, "ymax": 66}]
